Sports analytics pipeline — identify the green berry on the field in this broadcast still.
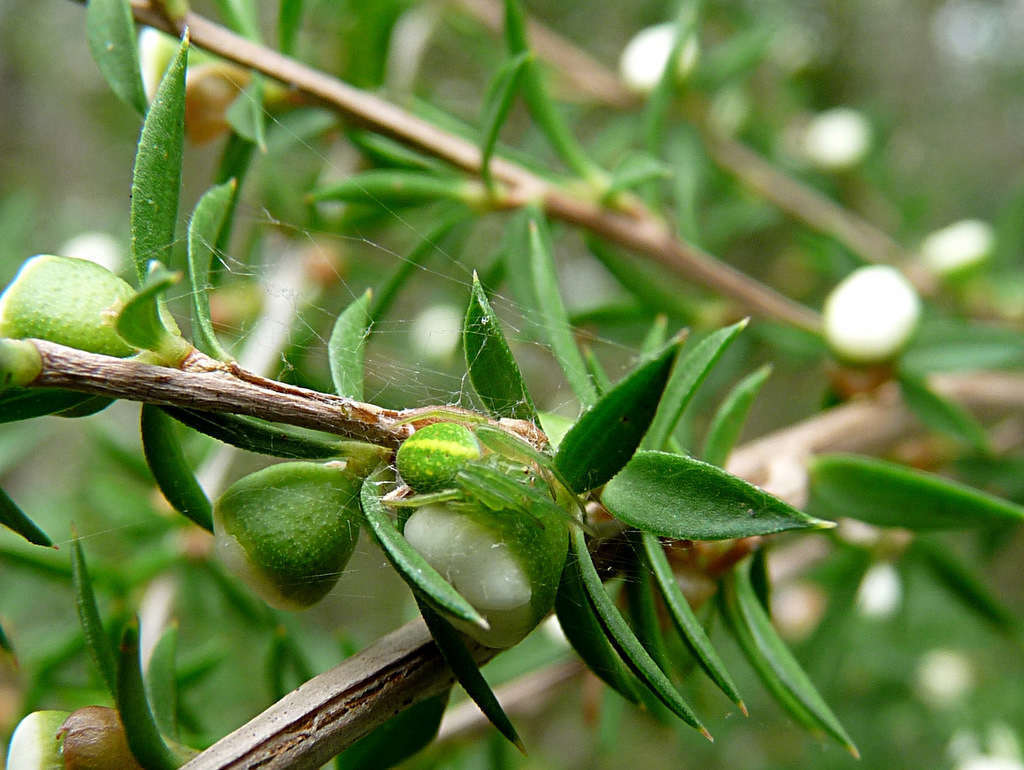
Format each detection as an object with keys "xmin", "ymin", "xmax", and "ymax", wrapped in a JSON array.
[
  {"xmin": 0, "ymin": 255, "xmax": 136, "ymax": 357},
  {"xmin": 395, "ymin": 422, "xmax": 481, "ymax": 493},
  {"xmin": 214, "ymin": 462, "xmax": 362, "ymax": 610},
  {"xmin": 403, "ymin": 500, "xmax": 569, "ymax": 648}
]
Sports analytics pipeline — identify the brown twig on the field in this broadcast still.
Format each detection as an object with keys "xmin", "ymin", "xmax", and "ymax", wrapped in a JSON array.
[
  {"xmin": 452, "ymin": 0, "xmax": 919, "ymax": 273},
  {"xmin": 114, "ymin": 0, "xmax": 819, "ymax": 332}
]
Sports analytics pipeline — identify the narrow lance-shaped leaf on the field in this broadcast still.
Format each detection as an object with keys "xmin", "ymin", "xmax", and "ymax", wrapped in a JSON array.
[
  {"xmin": 358, "ymin": 473, "xmax": 489, "ymax": 630},
  {"xmin": 116, "ymin": 262, "xmax": 193, "ymax": 365},
  {"xmin": 0, "ymin": 389, "xmax": 111, "ymax": 424},
  {"xmin": 583, "ymin": 346, "xmax": 613, "ymax": 395},
  {"xmin": 116, "ymin": 622, "xmax": 183, "ymax": 770},
  {"xmin": 225, "ymin": 75, "xmax": 267, "ymax": 153},
  {"xmin": 309, "ymin": 170, "xmax": 482, "ymax": 207},
  {"xmin": 569, "ymin": 528, "xmax": 711, "ymax": 738},
  {"xmin": 555, "ymin": 555, "xmax": 643, "ymax": 704},
  {"xmin": 336, "ymin": 691, "xmax": 450, "ymax": 770},
  {"xmin": 526, "ymin": 210, "xmax": 598, "ymax": 407},
  {"xmin": 329, "ymin": 289, "xmax": 372, "ymax": 400},
  {"xmin": 809, "ymin": 453, "xmax": 1024, "ymax": 530},
  {"xmin": 643, "ymin": 1, "xmax": 702, "ymax": 154},
  {"xmin": 145, "ymin": 624, "xmax": 179, "ymax": 739},
  {"xmin": 214, "ymin": 133, "xmax": 255, "ymax": 253},
  {"xmin": 555, "ymin": 337, "xmax": 682, "ymax": 494},
  {"xmin": 720, "ymin": 557, "xmax": 859, "ymax": 757},
  {"xmin": 623, "ymin": 541, "xmax": 672, "ymax": 675},
  {"xmin": 70, "ymin": 534, "xmax": 117, "ymax": 697},
  {"xmin": 604, "ymin": 450, "xmax": 834, "ymax": 540},
  {"xmin": 347, "ymin": 130, "xmax": 451, "ymax": 174},
  {"xmin": 86, "ymin": 0, "xmax": 148, "ymax": 115},
  {"xmin": 603, "ymin": 152, "xmax": 672, "ymax": 202},
  {"xmin": 0, "ymin": 487, "xmax": 52, "ymax": 547},
  {"xmin": 464, "ymin": 272, "xmax": 538, "ymax": 422},
  {"xmin": 130, "ymin": 32, "xmax": 188, "ymax": 282},
  {"xmin": 641, "ymin": 314, "xmax": 669, "ymax": 358},
  {"xmin": 702, "ymin": 364, "xmax": 772, "ymax": 467},
  {"xmin": 644, "ymin": 319, "xmax": 747, "ymax": 450},
  {"xmin": 416, "ymin": 599, "xmax": 523, "ymax": 752},
  {"xmin": 640, "ymin": 532, "xmax": 746, "ymax": 712},
  {"xmin": 141, "ymin": 404, "xmax": 214, "ymax": 532},
  {"xmin": 278, "ymin": 0, "xmax": 305, "ymax": 54},
  {"xmin": 479, "ymin": 51, "xmax": 531, "ymax": 190},
  {"xmin": 213, "ymin": 0, "xmax": 262, "ymax": 40},
  {"xmin": 187, "ymin": 180, "xmax": 237, "ymax": 361},
  {"xmin": 898, "ymin": 373, "xmax": 989, "ymax": 453},
  {"xmin": 910, "ymin": 538, "xmax": 1020, "ymax": 636},
  {"xmin": 502, "ymin": 0, "xmax": 604, "ymax": 184}
]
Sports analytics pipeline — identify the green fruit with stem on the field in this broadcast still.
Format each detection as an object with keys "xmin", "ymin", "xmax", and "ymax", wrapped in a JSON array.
[
  {"xmin": 396, "ymin": 422, "xmax": 482, "ymax": 493},
  {"xmin": 0, "ymin": 255, "xmax": 136, "ymax": 357},
  {"xmin": 214, "ymin": 462, "xmax": 362, "ymax": 610},
  {"xmin": 403, "ymin": 500, "xmax": 569, "ymax": 648}
]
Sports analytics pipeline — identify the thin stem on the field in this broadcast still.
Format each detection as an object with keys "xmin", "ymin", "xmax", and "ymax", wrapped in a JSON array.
[
  {"xmin": 112, "ymin": 0, "xmax": 819, "ymax": 332},
  {"xmin": 24, "ymin": 339, "xmax": 542, "ymax": 449}
]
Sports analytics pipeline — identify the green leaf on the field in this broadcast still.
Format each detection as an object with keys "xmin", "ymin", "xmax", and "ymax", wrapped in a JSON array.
[
  {"xmin": 604, "ymin": 152, "xmax": 672, "ymax": 202},
  {"xmin": 643, "ymin": 2, "xmax": 702, "ymax": 154},
  {"xmin": 502, "ymin": 0, "xmax": 603, "ymax": 184},
  {"xmin": 86, "ymin": 0, "xmax": 148, "ymax": 115},
  {"xmin": 0, "ymin": 620, "xmax": 12, "ymax": 657},
  {"xmin": 358, "ymin": 473, "xmax": 489, "ymax": 630},
  {"xmin": 464, "ymin": 273, "xmax": 538, "ymax": 422},
  {"xmin": 910, "ymin": 538, "xmax": 1020, "ymax": 636},
  {"xmin": 346, "ymin": 130, "xmax": 450, "ymax": 174},
  {"xmin": 370, "ymin": 209, "xmax": 468, "ymax": 323},
  {"xmin": 70, "ymin": 535, "xmax": 117, "ymax": 697},
  {"xmin": 641, "ymin": 314, "xmax": 669, "ymax": 358},
  {"xmin": 569, "ymin": 528, "xmax": 709, "ymax": 737},
  {"xmin": 116, "ymin": 262, "xmax": 192, "ymax": 364},
  {"xmin": 130, "ymin": 32, "xmax": 188, "ymax": 283},
  {"xmin": 901, "ymin": 318, "xmax": 1024, "ymax": 374},
  {"xmin": 213, "ymin": 0, "xmax": 262, "ymax": 40},
  {"xmin": 604, "ymin": 450, "xmax": 833, "ymax": 539},
  {"xmin": 720, "ymin": 558, "xmax": 858, "ymax": 756},
  {"xmin": 668, "ymin": 126, "xmax": 705, "ymax": 244},
  {"xmin": 555, "ymin": 551, "xmax": 642, "ymax": 704},
  {"xmin": 187, "ymin": 180, "xmax": 237, "ymax": 361},
  {"xmin": 116, "ymin": 622, "xmax": 181, "ymax": 770},
  {"xmin": 623, "ymin": 538, "xmax": 672, "ymax": 675},
  {"xmin": 523, "ymin": 211, "xmax": 598, "ymax": 407},
  {"xmin": 640, "ymin": 532, "xmax": 745, "ymax": 710},
  {"xmin": 555, "ymin": 339, "xmax": 682, "ymax": 494},
  {"xmin": 161, "ymin": 407, "xmax": 385, "ymax": 464},
  {"xmin": 145, "ymin": 624, "xmax": 179, "ymax": 739},
  {"xmin": 480, "ymin": 51, "xmax": 531, "ymax": 190},
  {"xmin": 583, "ymin": 346, "xmax": 613, "ymax": 395},
  {"xmin": 809, "ymin": 453, "xmax": 1024, "ymax": 530},
  {"xmin": 644, "ymin": 320, "xmax": 747, "ymax": 450},
  {"xmin": 140, "ymin": 404, "xmax": 214, "ymax": 532},
  {"xmin": 0, "ymin": 389, "xmax": 112, "ymax": 423},
  {"xmin": 898, "ymin": 374, "xmax": 989, "ymax": 452},
  {"xmin": 702, "ymin": 365, "xmax": 772, "ymax": 467},
  {"xmin": 0, "ymin": 487, "xmax": 52, "ymax": 547},
  {"xmin": 225, "ymin": 75, "xmax": 267, "ymax": 153},
  {"xmin": 335, "ymin": 691, "xmax": 449, "ymax": 770},
  {"xmin": 309, "ymin": 170, "xmax": 481, "ymax": 207},
  {"xmin": 416, "ymin": 600, "xmax": 523, "ymax": 751},
  {"xmin": 328, "ymin": 289, "xmax": 372, "ymax": 400},
  {"xmin": 278, "ymin": 0, "xmax": 304, "ymax": 54},
  {"xmin": 214, "ymin": 133, "xmax": 255, "ymax": 252}
]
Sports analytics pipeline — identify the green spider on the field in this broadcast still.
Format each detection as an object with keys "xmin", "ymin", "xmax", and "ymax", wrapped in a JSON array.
[{"xmin": 382, "ymin": 418, "xmax": 586, "ymax": 531}]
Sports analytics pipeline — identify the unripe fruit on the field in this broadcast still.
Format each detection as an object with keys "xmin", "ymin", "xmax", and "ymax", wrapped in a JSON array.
[
  {"xmin": 0, "ymin": 255, "xmax": 136, "ymax": 357},
  {"xmin": 403, "ymin": 501, "xmax": 569, "ymax": 648},
  {"xmin": 214, "ymin": 462, "xmax": 361, "ymax": 610},
  {"xmin": 395, "ymin": 422, "xmax": 481, "ymax": 493}
]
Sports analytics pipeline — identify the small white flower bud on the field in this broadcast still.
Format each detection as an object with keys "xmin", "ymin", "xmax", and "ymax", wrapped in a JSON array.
[
  {"xmin": 916, "ymin": 649, "xmax": 973, "ymax": 707},
  {"xmin": 411, "ymin": 304, "xmax": 463, "ymax": 362},
  {"xmin": 801, "ymin": 107, "xmax": 872, "ymax": 171},
  {"xmin": 138, "ymin": 27, "xmax": 180, "ymax": 103},
  {"xmin": 823, "ymin": 265, "xmax": 921, "ymax": 363},
  {"xmin": 920, "ymin": 219, "xmax": 995, "ymax": 278},
  {"xmin": 619, "ymin": 22, "xmax": 699, "ymax": 94},
  {"xmin": 856, "ymin": 562, "xmax": 902, "ymax": 619}
]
